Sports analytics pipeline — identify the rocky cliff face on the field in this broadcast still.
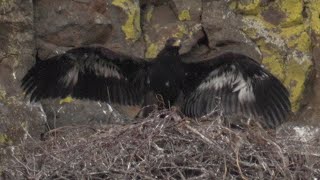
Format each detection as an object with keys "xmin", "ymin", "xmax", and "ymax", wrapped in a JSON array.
[{"xmin": 0, "ymin": 0, "xmax": 319, "ymax": 155}]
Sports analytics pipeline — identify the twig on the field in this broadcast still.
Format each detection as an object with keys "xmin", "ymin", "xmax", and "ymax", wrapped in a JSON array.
[
  {"xmin": 184, "ymin": 124, "xmax": 214, "ymax": 145},
  {"xmin": 171, "ymin": 162, "xmax": 186, "ymax": 180}
]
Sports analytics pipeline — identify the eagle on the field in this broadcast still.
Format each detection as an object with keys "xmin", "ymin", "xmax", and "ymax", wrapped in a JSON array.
[{"xmin": 21, "ymin": 38, "xmax": 291, "ymax": 128}]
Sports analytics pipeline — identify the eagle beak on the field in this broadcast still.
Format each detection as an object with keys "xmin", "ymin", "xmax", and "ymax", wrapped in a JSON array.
[{"xmin": 172, "ymin": 39, "xmax": 181, "ymax": 47}]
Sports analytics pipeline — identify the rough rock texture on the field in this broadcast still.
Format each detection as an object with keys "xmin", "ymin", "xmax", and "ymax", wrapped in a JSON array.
[
  {"xmin": 0, "ymin": 0, "xmax": 319, "ymax": 148},
  {"xmin": 34, "ymin": 0, "xmax": 145, "ymax": 58},
  {"xmin": 232, "ymin": 0, "xmax": 315, "ymax": 113},
  {"xmin": 1, "ymin": 0, "xmax": 320, "ymax": 177},
  {"xmin": 296, "ymin": 0, "xmax": 320, "ymax": 124},
  {"xmin": 142, "ymin": 0, "xmax": 203, "ymax": 58},
  {"xmin": 0, "ymin": 1, "xmax": 43, "ymax": 141},
  {"xmin": 201, "ymin": 1, "xmax": 261, "ymax": 61},
  {"xmin": 0, "ymin": 0, "xmax": 43, "ymax": 173}
]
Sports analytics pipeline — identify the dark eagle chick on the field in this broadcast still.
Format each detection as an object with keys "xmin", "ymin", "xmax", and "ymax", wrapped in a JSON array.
[{"xmin": 21, "ymin": 38, "xmax": 291, "ymax": 128}]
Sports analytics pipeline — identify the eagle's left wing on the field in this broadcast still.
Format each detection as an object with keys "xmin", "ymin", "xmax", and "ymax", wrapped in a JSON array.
[{"xmin": 21, "ymin": 47, "xmax": 148, "ymax": 105}]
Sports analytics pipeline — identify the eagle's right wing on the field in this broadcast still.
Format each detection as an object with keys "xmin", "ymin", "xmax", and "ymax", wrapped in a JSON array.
[
  {"xmin": 21, "ymin": 47, "xmax": 147, "ymax": 105},
  {"xmin": 182, "ymin": 53, "xmax": 291, "ymax": 128}
]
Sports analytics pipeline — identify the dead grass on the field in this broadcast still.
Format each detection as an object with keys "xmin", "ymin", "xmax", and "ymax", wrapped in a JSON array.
[{"xmin": 2, "ymin": 109, "xmax": 320, "ymax": 179}]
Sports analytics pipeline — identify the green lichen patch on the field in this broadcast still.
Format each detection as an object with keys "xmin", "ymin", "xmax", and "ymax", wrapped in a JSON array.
[
  {"xmin": 173, "ymin": 24, "xmax": 188, "ymax": 39},
  {"xmin": 112, "ymin": 0, "xmax": 141, "ymax": 41},
  {"xmin": 144, "ymin": 34, "xmax": 160, "ymax": 59},
  {"xmin": 0, "ymin": 89, "xmax": 6, "ymax": 100},
  {"xmin": 238, "ymin": 1, "xmax": 314, "ymax": 112},
  {"xmin": 237, "ymin": 0, "xmax": 261, "ymax": 15},
  {"xmin": 284, "ymin": 57, "xmax": 313, "ymax": 111},
  {"xmin": 228, "ymin": 1, "xmax": 237, "ymax": 10},
  {"xmin": 281, "ymin": 24, "xmax": 311, "ymax": 52},
  {"xmin": 145, "ymin": 43, "xmax": 159, "ymax": 58},
  {"xmin": 0, "ymin": 134, "xmax": 11, "ymax": 145},
  {"xmin": 144, "ymin": 24, "xmax": 191, "ymax": 58},
  {"xmin": 178, "ymin": 10, "xmax": 191, "ymax": 21},
  {"xmin": 258, "ymin": 40, "xmax": 286, "ymax": 81},
  {"xmin": 278, "ymin": 0, "xmax": 303, "ymax": 27},
  {"xmin": 241, "ymin": 16, "xmax": 285, "ymax": 49},
  {"xmin": 262, "ymin": 56, "xmax": 285, "ymax": 81},
  {"xmin": 308, "ymin": 1, "xmax": 320, "ymax": 36},
  {"xmin": 59, "ymin": 96, "xmax": 74, "ymax": 104},
  {"xmin": 144, "ymin": 5, "xmax": 154, "ymax": 23}
]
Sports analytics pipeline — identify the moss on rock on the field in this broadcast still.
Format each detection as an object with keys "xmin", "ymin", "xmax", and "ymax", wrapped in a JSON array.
[
  {"xmin": 285, "ymin": 57, "xmax": 312, "ymax": 111},
  {"xmin": 236, "ymin": 0, "xmax": 314, "ymax": 112},
  {"xmin": 173, "ymin": 24, "xmax": 188, "ymax": 39},
  {"xmin": 178, "ymin": 10, "xmax": 191, "ymax": 21},
  {"xmin": 258, "ymin": 40, "xmax": 286, "ymax": 81},
  {"xmin": 281, "ymin": 24, "xmax": 311, "ymax": 52},
  {"xmin": 237, "ymin": 0, "xmax": 260, "ymax": 15},
  {"xmin": 278, "ymin": 0, "xmax": 303, "ymax": 27},
  {"xmin": 59, "ymin": 96, "xmax": 74, "ymax": 104},
  {"xmin": 144, "ymin": 5, "xmax": 154, "ymax": 23},
  {"xmin": 308, "ymin": 0, "xmax": 320, "ymax": 36},
  {"xmin": 0, "ymin": 89, "xmax": 6, "ymax": 100},
  {"xmin": 0, "ymin": 134, "xmax": 11, "ymax": 145},
  {"xmin": 145, "ymin": 43, "xmax": 159, "ymax": 59},
  {"xmin": 112, "ymin": 0, "xmax": 141, "ymax": 42}
]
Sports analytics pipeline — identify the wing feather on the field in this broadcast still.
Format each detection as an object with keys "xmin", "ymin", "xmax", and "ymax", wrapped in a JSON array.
[
  {"xmin": 182, "ymin": 52, "xmax": 291, "ymax": 128},
  {"xmin": 21, "ymin": 47, "xmax": 146, "ymax": 105}
]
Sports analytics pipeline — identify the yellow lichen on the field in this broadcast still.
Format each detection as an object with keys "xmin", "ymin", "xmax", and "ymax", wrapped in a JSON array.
[
  {"xmin": 0, "ymin": 89, "xmax": 6, "ymax": 100},
  {"xmin": 258, "ymin": 40, "xmax": 286, "ymax": 81},
  {"xmin": 237, "ymin": 0, "xmax": 260, "ymax": 15},
  {"xmin": 228, "ymin": 1, "xmax": 237, "ymax": 10},
  {"xmin": 173, "ymin": 24, "xmax": 188, "ymax": 39},
  {"xmin": 278, "ymin": 0, "xmax": 303, "ymax": 27},
  {"xmin": 144, "ymin": 24, "xmax": 189, "ymax": 58},
  {"xmin": 242, "ymin": 16, "xmax": 284, "ymax": 48},
  {"xmin": 0, "ymin": 134, "xmax": 11, "ymax": 144},
  {"xmin": 294, "ymin": 32, "xmax": 311, "ymax": 52},
  {"xmin": 144, "ymin": 5, "xmax": 154, "ymax": 22},
  {"xmin": 281, "ymin": 25, "xmax": 311, "ymax": 52},
  {"xmin": 284, "ymin": 58, "xmax": 312, "ymax": 111},
  {"xmin": 280, "ymin": 24, "xmax": 305, "ymax": 38},
  {"xmin": 308, "ymin": 0, "xmax": 320, "ymax": 36},
  {"xmin": 262, "ymin": 56, "xmax": 286, "ymax": 80},
  {"xmin": 237, "ymin": 0, "xmax": 314, "ymax": 112},
  {"xmin": 59, "ymin": 96, "xmax": 74, "ymax": 104},
  {"xmin": 178, "ymin": 10, "xmax": 191, "ymax": 21},
  {"xmin": 145, "ymin": 43, "xmax": 159, "ymax": 58},
  {"xmin": 112, "ymin": 0, "xmax": 141, "ymax": 41},
  {"xmin": 258, "ymin": 40, "xmax": 312, "ymax": 112}
]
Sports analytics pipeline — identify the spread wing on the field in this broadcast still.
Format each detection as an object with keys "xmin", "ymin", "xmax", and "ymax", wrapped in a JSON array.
[
  {"xmin": 182, "ymin": 53, "xmax": 291, "ymax": 128},
  {"xmin": 21, "ymin": 47, "xmax": 147, "ymax": 105}
]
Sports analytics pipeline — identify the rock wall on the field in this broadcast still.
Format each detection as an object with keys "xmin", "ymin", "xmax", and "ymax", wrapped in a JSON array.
[
  {"xmin": 0, "ymin": 0, "xmax": 43, "ymax": 143},
  {"xmin": 0, "ymin": 0, "xmax": 319, "ymax": 146}
]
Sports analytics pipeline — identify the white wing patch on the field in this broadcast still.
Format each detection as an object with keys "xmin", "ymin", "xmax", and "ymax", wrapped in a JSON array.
[
  {"xmin": 92, "ymin": 62, "xmax": 122, "ymax": 79},
  {"xmin": 254, "ymin": 71, "xmax": 269, "ymax": 80},
  {"xmin": 235, "ymin": 78, "xmax": 255, "ymax": 103},
  {"xmin": 197, "ymin": 67, "xmax": 256, "ymax": 103},
  {"xmin": 62, "ymin": 61, "xmax": 123, "ymax": 87},
  {"xmin": 62, "ymin": 66, "xmax": 79, "ymax": 86}
]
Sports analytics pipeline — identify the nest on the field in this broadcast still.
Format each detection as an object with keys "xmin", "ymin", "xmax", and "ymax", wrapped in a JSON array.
[{"xmin": 3, "ymin": 110, "xmax": 320, "ymax": 179}]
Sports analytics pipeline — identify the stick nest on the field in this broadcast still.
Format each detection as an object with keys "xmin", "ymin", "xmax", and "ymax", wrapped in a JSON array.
[{"xmin": 3, "ymin": 110, "xmax": 320, "ymax": 179}]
